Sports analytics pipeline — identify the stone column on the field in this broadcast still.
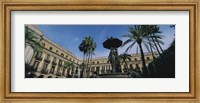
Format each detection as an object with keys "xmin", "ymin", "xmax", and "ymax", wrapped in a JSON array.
[
  {"xmin": 37, "ymin": 53, "xmax": 45, "ymax": 72},
  {"xmin": 139, "ymin": 64, "xmax": 143, "ymax": 73},
  {"xmin": 60, "ymin": 61, "xmax": 63, "ymax": 76},
  {"xmin": 127, "ymin": 64, "xmax": 130, "ymax": 69},
  {"xmin": 69, "ymin": 69, "xmax": 72, "ymax": 76},
  {"xmin": 77, "ymin": 68, "xmax": 81, "ymax": 78},
  {"xmin": 63, "ymin": 68, "xmax": 67, "ymax": 77},
  {"xmin": 104, "ymin": 66, "xmax": 107, "ymax": 74},
  {"xmin": 94, "ymin": 67, "xmax": 96, "ymax": 72},
  {"xmin": 99, "ymin": 66, "xmax": 102, "ymax": 74},
  {"xmin": 109, "ymin": 66, "xmax": 112, "ymax": 72},
  {"xmin": 53, "ymin": 59, "xmax": 59, "ymax": 75},
  {"xmin": 25, "ymin": 44, "xmax": 34, "ymax": 65},
  {"xmin": 47, "ymin": 56, "xmax": 53, "ymax": 73},
  {"xmin": 121, "ymin": 65, "xmax": 124, "ymax": 73},
  {"xmin": 89, "ymin": 67, "xmax": 93, "ymax": 77}
]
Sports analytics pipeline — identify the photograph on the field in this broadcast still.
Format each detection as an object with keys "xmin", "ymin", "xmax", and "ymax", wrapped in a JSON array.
[
  {"xmin": 1, "ymin": 0, "xmax": 198, "ymax": 101},
  {"xmin": 25, "ymin": 25, "xmax": 175, "ymax": 78}
]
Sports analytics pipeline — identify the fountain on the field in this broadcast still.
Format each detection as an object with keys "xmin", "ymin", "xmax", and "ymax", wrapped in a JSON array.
[{"xmin": 98, "ymin": 37, "xmax": 129, "ymax": 78}]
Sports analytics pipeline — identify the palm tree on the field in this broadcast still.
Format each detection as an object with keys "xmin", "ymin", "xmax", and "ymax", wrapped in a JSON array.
[
  {"xmin": 119, "ymin": 53, "xmax": 132, "ymax": 72},
  {"xmin": 143, "ymin": 25, "xmax": 164, "ymax": 73},
  {"xmin": 62, "ymin": 62, "xmax": 68, "ymax": 76},
  {"xmin": 79, "ymin": 36, "xmax": 96, "ymax": 78},
  {"xmin": 122, "ymin": 26, "xmax": 149, "ymax": 75},
  {"xmin": 84, "ymin": 36, "xmax": 96, "ymax": 70},
  {"xmin": 79, "ymin": 40, "xmax": 87, "ymax": 77},
  {"xmin": 144, "ymin": 25, "xmax": 164, "ymax": 56},
  {"xmin": 25, "ymin": 25, "xmax": 44, "ymax": 52},
  {"xmin": 25, "ymin": 25, "xmax": 45, "ymax": 73},
  {"xmin": 63, "ymin": 61, "xmax": 75, "ymax": 78},
  {"xmin": 86, "ymin": 38, "xmax": 96, "ymax": 77},
  {"xmin": 152, "ymin": 26, "xmax": 165, "ymax": 54},
  {"xmin": 122, "ymin": 25, "xmax": 163, "ymax": 75},
  {"xmin": 170, "ymin": 25, "xmax": 175, "ymax": 47},
  {"xmin": 25, "ymin": 25, "xmax": 44, "ymax": 67}
]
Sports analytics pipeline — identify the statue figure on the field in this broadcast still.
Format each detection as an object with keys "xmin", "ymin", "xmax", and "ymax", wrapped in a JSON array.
[
  {"xmin": 108, "ymin": 47, "xmax": 116, "ymax": 73},
  {"xmin": 108, "ymin": 47, "xmax": 121, "ymax": 73}
]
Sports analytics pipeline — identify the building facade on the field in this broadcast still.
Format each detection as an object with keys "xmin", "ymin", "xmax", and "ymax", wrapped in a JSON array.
[
  {"xmin": 25, "ymin": 25, "xmax": 82, "ymax": 78},
  {"xmin": 25, "ymin": 25, "xmax": 158, "ymax": 78},
  {"xmin": 86, "ymin": 53, "xmax": 158, "ymax": 77}
]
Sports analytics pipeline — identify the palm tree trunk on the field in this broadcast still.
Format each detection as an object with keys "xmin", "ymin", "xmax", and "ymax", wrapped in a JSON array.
[
  {"xmin": 89, "ymin": 53, "xmax": 93, "ymax": 76},
  {"xmin": 148, "ymin": 38, "xmax": 157, "ymax": 73},
  {"xmin": 89, "ymin": 53, "xmax": 92, "ymax": 69},
  {"xmin": 151, "ymin": 34, "xmax": 161, "ymax": 56},
  {"xmin": 86, "ymin": 53, "xmax": 90, "ymax": 77},
  {"xmin": 87, "ymin": 53, "xmax": 90, "ymax": 69},
  {"xmin": 83, "ymin": 54, "xmax": 87, "ymax": 78},
  {"xmin": 138, "ymin": 43, "xmax": 149, "ymax": 75},
  {"xmin": 82, "ymin": 54, "xmax": 85, "ymax": 78},
  {"xmin": 87, "ymin": 53, "xmax": 90, "ymax": 77}
]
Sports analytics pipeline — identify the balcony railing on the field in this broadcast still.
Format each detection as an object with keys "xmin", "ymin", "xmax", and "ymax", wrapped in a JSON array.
[
  {"xmin": 41, "ymin": 68, "xmax": 48, "ymax": 74},
  {"xmin": 35, "ymin": 55, "xmax": 43, "ymax": 61},
  {"xmin": 52, "ymin": 60, "xmax": 57, "ymax": 65},
  {"xmin": 44, "ymin": 58, "xmax": 50, "ymax": 63},
  {"xmin": 58, "ymin": 63, "xmax": 62, "ymax": 67}
]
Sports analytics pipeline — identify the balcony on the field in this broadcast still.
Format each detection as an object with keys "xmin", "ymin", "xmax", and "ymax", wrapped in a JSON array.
[
  {"xmin": 52, "ymin": 60, "xmax": 57, "ymax": 65},
  {"xmin": 58, "ymin": 63, "xmax": 62, "ymax": 67},
  {"xmin": 41, "ymin": 69, "xmax": 48, "ymax": 74},
  {"xmin": 44, "ymin": 58, "xmax": 50, "ymax": 63},
  {"xmin": 35, "ymin": 55, "xmax": 43, "ymax": 61}
]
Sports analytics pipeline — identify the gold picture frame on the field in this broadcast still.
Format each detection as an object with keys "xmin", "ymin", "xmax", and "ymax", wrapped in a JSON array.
[{"xmin": 0, "ymin": 0, "xmax": 199, "ymax": 102}]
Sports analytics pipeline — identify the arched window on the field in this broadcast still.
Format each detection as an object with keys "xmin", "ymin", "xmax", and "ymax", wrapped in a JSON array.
[
  {"xmin": 58, "ymin": 60, "xmax": 62, "ymax": 66},
  {"xmin": 130, "ymin": 64, "xmax": 133, "ymax": 69},
  {"xmin": 52, "ymin": 57, "xmax": 57, "ymax": 65},
  {"xmin": 46, "ymin": 54, "xmax": 50, "ymax": 60},
  {"xmin": 36, "ymin": 51, "xmax": 42, "ymax": 59},
  {"xmin": 61, "ymin": 53, "xmax": 64, "ymax": 57},
  {"xmin": 134, "ymin": 58, "xmax": 137, "ymax": 61},
  {"xmin": 49, "ymin": 47, "xmax": 52, "ymax": 51}
]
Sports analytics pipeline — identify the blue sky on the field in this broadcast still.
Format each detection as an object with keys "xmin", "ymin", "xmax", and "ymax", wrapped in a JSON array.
[{"xmin": 37, "ymin": 25, "xmax": 175, "ymax": 59}]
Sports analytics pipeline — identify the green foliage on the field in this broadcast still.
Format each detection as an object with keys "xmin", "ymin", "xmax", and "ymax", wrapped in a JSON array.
[
  {"xmin": 79, "ymin": 36, "xmax": 96, "ymax": 55},
  {"xmin": 122, "ymin": 25, "xmax": 164, "ymax": 53},
  {"xmin": 119, "ymin": 53, "xmax": 132, "ymax": 64},
  {"xmin": 63, "ymin": 61, "xmax": 75, "ymax": 70},
  {"xmin": 119, "ymin": 53, "xmax": 132, "ymax": 70},
  {"xmin": 25, "ymin": 26, "xmax": 44, "ymax": 52},
  {"xmin": 79, "ymin": 36, "xmax": 96, "ymax": 77},
  {"xmin": 122, "ymin": 25, "xmax": 165, "ymax": 75}
]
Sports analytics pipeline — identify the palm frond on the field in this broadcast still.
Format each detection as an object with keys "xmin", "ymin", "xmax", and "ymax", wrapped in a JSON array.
[
  {"xmin": 155, "ymin": 39, "xmax": 165, "ymax": 45},
  {"xmin": 125, "ymin": 41, "xmax": 136, "ymax": 53},
  {"xmin": 143, "ymin": 41, "xmax": 150, "ymax": 52},
  {"xmin": 122, "ymin": 39, "xmax": 133, "ymax": 47}
]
